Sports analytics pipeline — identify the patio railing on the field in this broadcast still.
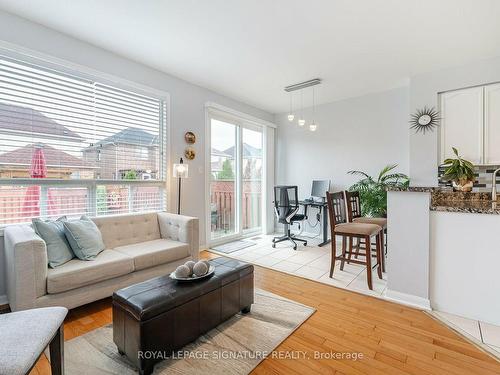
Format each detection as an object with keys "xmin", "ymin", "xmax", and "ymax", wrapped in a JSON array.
[{"xmin": 210, "ymin": 179, "xmax": 261, "ymax": 235}]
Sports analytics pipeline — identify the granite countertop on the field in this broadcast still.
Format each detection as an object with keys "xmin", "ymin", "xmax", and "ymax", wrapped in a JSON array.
[
  {"xmin": 430, "ymin": 200, "xmax": 500, "ymax": 214},
  {"xmin": 430, "ymin": 191, "xmax": 500, "ymax": 215},
  {"xmin": 386, "ymin": 186, "xmax": 440, "ymax": 192},
  {"xmin": 387, "ymin": 187, "xmax": 500, "ymax": 214}
]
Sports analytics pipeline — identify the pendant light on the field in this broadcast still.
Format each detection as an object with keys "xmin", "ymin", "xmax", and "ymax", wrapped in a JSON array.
[
  {"xmin": 298, "ymin": 89, "xmax": 305, "ymax": 126},
  {"xmin": 309, "ymin": 86, "xmax": 318, "ymax": 132},
  {"xmin": 287, "ymin": 92, "xmax": 294, "ymax": 121}
]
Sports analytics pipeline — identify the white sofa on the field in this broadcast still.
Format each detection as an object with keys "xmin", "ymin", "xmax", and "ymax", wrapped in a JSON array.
[{"xmin": 4, "ymin": 212, "xmax": 199, "ymax": 311}]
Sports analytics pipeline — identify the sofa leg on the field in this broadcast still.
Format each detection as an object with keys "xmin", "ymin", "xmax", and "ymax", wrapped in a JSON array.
[{"xmin": 49, "ymin": 325, "xmax": 64, "ymax": 375}]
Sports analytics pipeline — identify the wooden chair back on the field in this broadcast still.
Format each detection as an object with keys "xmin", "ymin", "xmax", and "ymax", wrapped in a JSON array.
[
  {"xmin": 326, "ymin": 191, "xmax": 347, "ymax": 234},
  {"xmin": 345, "ymin": 190, "xmax": 362, "ymax": 222}
]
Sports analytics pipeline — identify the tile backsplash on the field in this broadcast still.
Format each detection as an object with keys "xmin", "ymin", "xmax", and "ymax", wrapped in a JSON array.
[{"xmin": 438, "ymin": 165, "xmax": 500, "ymax": 192}]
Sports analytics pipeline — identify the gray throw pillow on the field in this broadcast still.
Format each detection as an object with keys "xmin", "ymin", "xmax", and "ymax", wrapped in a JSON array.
[
  {"xmin": 32, "ymin": 216, "xmax": 74, "ymax": 268},
  {"xmin": 63, "ymin": 216, "xmax": 105, "ymax": 260}
]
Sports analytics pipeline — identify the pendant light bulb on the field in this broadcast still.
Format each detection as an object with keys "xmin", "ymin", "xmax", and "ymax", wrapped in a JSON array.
[
  {"xmin": 297, "ymin": 89, "xmax": 305, "ymax": 126},
  {"xmin": 309, "ymin": 86, "xmax": 318, "ymax": 131},
  {"xmin": 287, "ymin": 93, "xmax": 294, "ymax": 121}
]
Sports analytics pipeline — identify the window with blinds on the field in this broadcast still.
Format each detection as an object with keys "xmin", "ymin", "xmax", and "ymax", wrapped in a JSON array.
[{"xmin": 0, "ymin": 54, "xmax": 167, "ymax": 225}]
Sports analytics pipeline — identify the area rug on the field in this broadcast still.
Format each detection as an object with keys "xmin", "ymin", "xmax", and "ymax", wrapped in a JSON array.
[
  {"xmin": 63, "ymin": 289, "xmax": 315, "ymax": 374},
  {"xmin": 211, "ymin": 240, "xmax": 256, "ymax": 254}
]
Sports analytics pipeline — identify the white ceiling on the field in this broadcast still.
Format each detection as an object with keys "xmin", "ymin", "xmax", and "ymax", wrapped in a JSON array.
[{"xmin": 0, "ymin": 0, "xmax": 500, "ymax": 113}]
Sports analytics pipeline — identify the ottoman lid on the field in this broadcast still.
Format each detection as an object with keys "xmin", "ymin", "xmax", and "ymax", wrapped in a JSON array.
[{"xmin": 113, "ymin": 258, "xmax": 253, "ymax": 321}]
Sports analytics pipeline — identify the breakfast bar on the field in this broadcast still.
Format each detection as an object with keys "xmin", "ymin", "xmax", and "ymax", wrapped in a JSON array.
[{"xmin": 386, "ymin": 187, "xmax": 500, "ymax": 326}]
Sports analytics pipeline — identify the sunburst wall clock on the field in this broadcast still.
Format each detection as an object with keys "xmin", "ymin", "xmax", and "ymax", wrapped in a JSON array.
[{"xmin": 410, "ymin": 107, "xmax": 441, "ymax": 134}]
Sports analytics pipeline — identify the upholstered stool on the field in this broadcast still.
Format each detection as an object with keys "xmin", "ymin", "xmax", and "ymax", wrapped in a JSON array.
[
  {"xmin": 0, "ymin": 306, "xmax": 67, "ymax": 375},
  {"xmin": 345, "ymin": 190, "xmax": 387, "ymax": 272},
  {"xmin": 326, "ymin": 192, "xmax": 384, "ymax": 290}
]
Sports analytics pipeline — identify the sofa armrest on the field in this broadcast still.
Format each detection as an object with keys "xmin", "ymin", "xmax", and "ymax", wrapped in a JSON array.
[
  {"xmin": 3, "ymin": 225, "xmax": 48, "ymax": 311},
  {"xmin": 157, "ymin": 212, "xmax": 199, "ymax": 261}
]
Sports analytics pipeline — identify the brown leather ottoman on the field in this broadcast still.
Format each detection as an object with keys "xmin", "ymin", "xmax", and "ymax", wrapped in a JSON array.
[{"xmin": 112, "ymin": 257, "xmax": 254, "ymax": 375}]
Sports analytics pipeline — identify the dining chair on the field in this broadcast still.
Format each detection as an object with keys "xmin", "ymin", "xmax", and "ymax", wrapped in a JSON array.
[
  {"xmin": 345, "ymin": 190, "xmax": 387, "ymax": 272},
  {"xmin": 326, "ymin": 191, "xmax": 383, "ymax": 290}
]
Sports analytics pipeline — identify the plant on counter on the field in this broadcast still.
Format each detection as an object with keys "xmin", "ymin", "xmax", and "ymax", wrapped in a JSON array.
[
  {"xmin": 348, "ymin": 164, "xmax": 409, "ymax": 217},
  {"xmin": 441, "ymin": 147, "xmax": 475, "ymax": 192}
]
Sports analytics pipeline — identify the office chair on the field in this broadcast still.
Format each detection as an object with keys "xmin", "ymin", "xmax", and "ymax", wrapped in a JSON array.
[{"xmin": 272, "ymin": 185, "xmax": 308, "ymax": 250}]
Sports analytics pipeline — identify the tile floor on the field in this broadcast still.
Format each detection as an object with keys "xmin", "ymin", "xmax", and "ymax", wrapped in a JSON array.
[
  {"xmin": 209, "ymin": 233, "xmax": 387, "ymax": 299},
  {"xmin": 433, "ymin": 310, "xmax": 500, "ymax": 357}
]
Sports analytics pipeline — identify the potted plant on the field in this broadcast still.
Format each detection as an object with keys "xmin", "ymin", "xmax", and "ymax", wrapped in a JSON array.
[
  {"xmin": 348, "ymin": 164, "xmax": 409, "ymax": 217},
  {"xmin": 442, "ymin": 147, "xmax": 475, "ymax": 192}
]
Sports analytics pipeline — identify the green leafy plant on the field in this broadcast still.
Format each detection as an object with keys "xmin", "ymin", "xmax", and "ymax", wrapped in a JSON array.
[
  {"xmin": 348, "ymin": 164, "xmax": 409, "ymax": 217},
  {"xmin": 442, "ymin": 147, "xmax": 475, "ymax": 186},
  {"xmin": 124, "ymin": 170, "xmax": 138, "ymax": 180},
  {"xmin": 217, "ymin": 159, "xmax": 235, "ymax": 180}
]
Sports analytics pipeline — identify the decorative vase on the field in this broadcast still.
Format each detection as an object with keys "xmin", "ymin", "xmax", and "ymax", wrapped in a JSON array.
[{"xmin": 452, "ymin": 180, "xmax": 473, "ymax": 192}]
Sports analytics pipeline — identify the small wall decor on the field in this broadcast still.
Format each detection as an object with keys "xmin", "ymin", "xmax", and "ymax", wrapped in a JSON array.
[
  {"xmin": 410, "ymin": 107, "xmax": 441, "ymax": 134},
  {"xmin": 184, "ymin": 131, "xmax": 196, "ymax": 144},
  {"xmin": 184, "ymin": 146, "xmax": 196, "ymax": 160}
]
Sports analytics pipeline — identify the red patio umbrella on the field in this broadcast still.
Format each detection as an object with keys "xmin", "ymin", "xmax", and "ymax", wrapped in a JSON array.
[{"xmin": 21, "ymin": 144, "xmax": 55, "ymax": 220}]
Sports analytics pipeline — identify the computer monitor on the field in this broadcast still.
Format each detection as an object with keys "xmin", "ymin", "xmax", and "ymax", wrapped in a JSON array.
[{"xmin": 311, "ymin": 180, "xmax": 331, "ymax": 201}]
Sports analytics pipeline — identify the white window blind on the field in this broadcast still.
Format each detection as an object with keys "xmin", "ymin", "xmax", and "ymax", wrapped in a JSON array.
[{"xmin": 0, "ymin": 54, "xmax": 167, "ymax": 225}]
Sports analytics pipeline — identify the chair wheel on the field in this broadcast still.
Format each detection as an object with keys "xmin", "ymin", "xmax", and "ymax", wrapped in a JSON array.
[
  {"xmin": 293, "ymin": 245, "xmax": 297, "ymax": 250},
  {"xmin": 272, "ymin": 244, "xmax": 276, "ymax": 248},
  {"xmin": 304, "ymin": 242, "xmax": 307, "ymax": 246}
]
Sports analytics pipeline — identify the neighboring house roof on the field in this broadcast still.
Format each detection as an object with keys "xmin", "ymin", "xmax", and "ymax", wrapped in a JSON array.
[
  {"xmin": 211, "ymin": 147, "xmax": 232, "ymax": 158},
  {"xmin": 0, "ymin": 102, "xmax": 82, "ymax": 140},
  {"xmin": 88, "ymin": 127, "xmax": 158, "ymax": 148},
  {"xmin": 223, "ymin": 143, "xmax": 262, "ymax": 158},
  {"xmin": 0, "ymin": 144, "xmax": 94, "ymax": 169}
]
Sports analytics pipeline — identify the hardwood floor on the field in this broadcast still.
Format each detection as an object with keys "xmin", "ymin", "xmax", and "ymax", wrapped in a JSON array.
[{"xmin": 31, "ymin": 251, "xmax": 500, "ymax": 375}]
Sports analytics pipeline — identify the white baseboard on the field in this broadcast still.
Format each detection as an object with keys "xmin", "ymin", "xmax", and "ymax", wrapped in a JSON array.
[
  {"xmin": 0, "ymin": 294, "xmax": 8, "ymax": 306},
  {"xmin": 385, "ymin": 289, "xmax": 431, "ymax": 311}
]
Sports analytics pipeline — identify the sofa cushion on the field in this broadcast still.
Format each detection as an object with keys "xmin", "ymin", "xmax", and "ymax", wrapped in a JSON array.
[
  {"xmin": 113, "ymin": 239, "xmax": 190, "ymax": 271},
  {"xmin": 47, "ymin": 249, "xmax": 134, "ymax": 294},
  {"xmin": 92, "ymin": 213, "xmax": 161, "ymax": 249},
  {"xmin": 63, "ymin": 216, "xmax": 105, "ymax": 260},
  {"xmin": 32, "ymin": 216, "xmax": 74, "ymax": 268}
]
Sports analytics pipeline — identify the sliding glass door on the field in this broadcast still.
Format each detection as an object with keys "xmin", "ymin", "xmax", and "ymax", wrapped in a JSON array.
[
  {"xmin": 241, "ymin": 127, "xmax": 263, "ymax": 233},
  {"xmin": 209, "ymin": 117, "xmax": 263, "ymax": 243}
]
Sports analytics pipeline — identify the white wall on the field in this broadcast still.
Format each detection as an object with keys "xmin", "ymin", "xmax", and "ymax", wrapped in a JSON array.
[
  {"xmin": 0, "ymin": 11, "xmax": 273, "ymax": 302},
  {"xmin": 275, "ymin": 87, "xmax": 410, "ymax": 195},
  {"xmin": 409, "ymin": 56, "xmax": 500, "ymax": 186},
  {"xmin": 430, "ymin": 211, "xmax": 500, "ymax": 326},
  {"xmin": 386, "ymin": 191, "xmax": 431, "ymax": 310}
]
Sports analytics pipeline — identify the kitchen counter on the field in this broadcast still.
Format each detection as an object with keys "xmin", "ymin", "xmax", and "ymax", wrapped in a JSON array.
[
  {"xmin": 387, "ymin": 186, "xmax": 499, "ymax": 215},
  {"xmin": 387, "ymin": 187, "xmax": 500, "ymax": 325},
  {"xmin": 430, "ymin": 191, "xmax": 499, "ymax": 215},
  {"xmin": 386, "ymin": 186, "xmax": 438, "ymax": 193}
]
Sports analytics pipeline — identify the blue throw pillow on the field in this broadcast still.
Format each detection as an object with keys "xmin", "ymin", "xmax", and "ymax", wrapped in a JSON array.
[
  {"xmin": 32, "ymin": 216, "xmax": 74, "ymax": 268},
  {"xmin": 63, "ymin": 216, "xmax": 105, "ymax": 260}
]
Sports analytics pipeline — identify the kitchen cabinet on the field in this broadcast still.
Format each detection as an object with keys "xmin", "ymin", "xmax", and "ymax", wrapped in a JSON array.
[
  {"xmin": 484, "ymin": 83, "xmax": 500, "ymax": 164},
  {"xmin": 439, "ymin": 86, "xmax": 483, "ymax": 164},
  {"xmin": 440, "ymin": 83, "xmax": 500, "ymax": 165}
]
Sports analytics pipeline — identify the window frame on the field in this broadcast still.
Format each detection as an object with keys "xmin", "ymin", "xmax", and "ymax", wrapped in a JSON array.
[{"xmin": 0, "ymin": 46, "xmax": 171, "ymax": 228}]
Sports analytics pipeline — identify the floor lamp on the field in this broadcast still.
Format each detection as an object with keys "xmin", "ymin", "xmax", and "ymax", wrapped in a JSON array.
[{"xmin": 173, "ymin": 158, "xmax": 189, "ymax": 214}]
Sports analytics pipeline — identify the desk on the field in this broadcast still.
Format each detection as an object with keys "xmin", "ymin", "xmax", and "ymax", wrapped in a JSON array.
[{"xmin": 299, "ymin": 200, "xmax": 330, "ymax": 247}]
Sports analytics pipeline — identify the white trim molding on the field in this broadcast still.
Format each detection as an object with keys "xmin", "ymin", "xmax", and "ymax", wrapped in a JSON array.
[
  {"xmin": 385, "ymin": 289, "xmax": 431, "ymax": 311},
  {"xmin": 205, "ymin": 102, "xmax": 277, "ymax": 128}
]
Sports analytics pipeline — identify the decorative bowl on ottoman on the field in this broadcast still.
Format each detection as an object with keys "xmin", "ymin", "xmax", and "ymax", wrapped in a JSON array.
[{"xmin": 170, "ymin": 260, "xmax": 214, "ymax": 281}]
